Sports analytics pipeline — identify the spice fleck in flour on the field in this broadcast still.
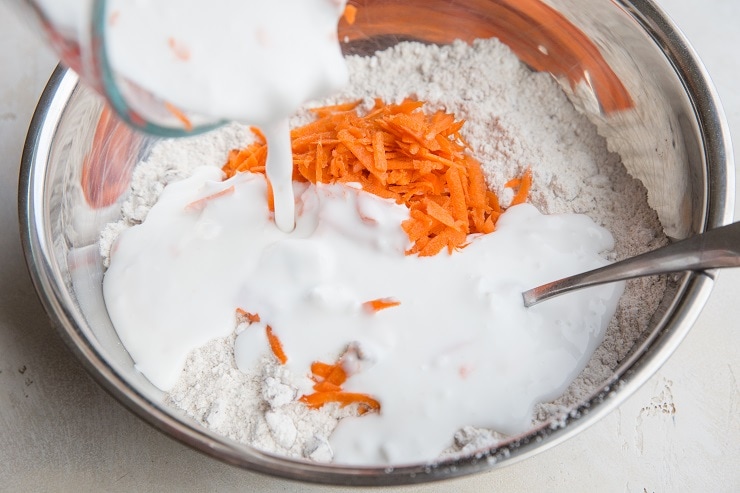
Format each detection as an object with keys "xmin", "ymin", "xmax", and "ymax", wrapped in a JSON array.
[{"xmin": 101, "ymin": 38, "xmax": 667, "ymax": 462}]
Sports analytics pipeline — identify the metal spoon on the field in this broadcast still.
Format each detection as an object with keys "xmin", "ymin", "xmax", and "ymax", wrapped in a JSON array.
[{"xmin": 522, "ymin": 221, "xmax": 740, "ymax": 307}]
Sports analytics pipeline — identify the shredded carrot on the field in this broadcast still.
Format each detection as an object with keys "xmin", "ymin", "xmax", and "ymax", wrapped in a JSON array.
[
  {"xmin": 164, "ymin": 101, "xmax": 193, "ymax": 132},
  {"xmin": 324, "ymin": 363, "xmax": 347, "ymax": 386},
  {"xmin": 301, "ymin": 347, "xmax": 381, "ymax": 414},
  {"xmin": 184, "ymin": 185, "xmax": 235, "ymax": 212},
  {"xmin": 312, "ymin": 381, "xmax": 343, "ymax": 393},
  {"xmin": 343, "ymin": 4, "xmax": 358, "ymax": 25},
  {"xmin": 299, "ymin": 391, "xmax": 380, "ymax": 414},
  {"xmin": 362, "ymin": 297, "xmax": 401, "ymax": 312},
  {"xmin": 265, "ymin": 325, "xmax": 288, "ymax": 364},
  {"xmin": 235, "ymin": 308, "xmax": 261, "ymax": 323},
  {"xmin": 309, "ymin": 100, "xmax": 362, "ymax": 117},
  {"xmin": 309, "ymin": 360, "xmax": 347, "ymax": 387},
  {"xmin": 223, "ymin": 99, "xmax": 532, "ymax": 256}
]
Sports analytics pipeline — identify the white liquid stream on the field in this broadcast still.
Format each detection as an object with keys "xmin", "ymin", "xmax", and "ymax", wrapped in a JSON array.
[{"xmin": 103, "ymin": 168, "xmax": 623, "ymax": 465}]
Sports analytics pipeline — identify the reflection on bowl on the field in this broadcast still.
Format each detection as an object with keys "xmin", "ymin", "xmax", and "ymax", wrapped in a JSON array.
[{"xmin": 19, "ymin": 0, "xmax": 732, "ymax": 486}]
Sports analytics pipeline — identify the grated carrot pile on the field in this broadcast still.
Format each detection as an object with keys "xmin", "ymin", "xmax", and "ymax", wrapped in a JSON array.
[
  {"xmin": 222, "ymin": 97, "xmax": 533, "ymax": 421},
  {"xmin": 223, "ymin": 99, "xmax": 531, "ymax": 257},
  {"xmin": 300, "ymin": 353, "xmax": 380, "ymax": 415}
]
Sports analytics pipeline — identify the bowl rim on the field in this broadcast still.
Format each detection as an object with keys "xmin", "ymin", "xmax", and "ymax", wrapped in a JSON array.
[{"xmin": 18, "ymin": 0, "xmax": 734, "ymax": 485}]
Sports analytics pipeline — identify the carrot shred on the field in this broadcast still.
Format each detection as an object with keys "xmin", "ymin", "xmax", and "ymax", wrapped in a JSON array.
[
  {"xmin": 265, "ymin": 177, "xmax": 275, "ymax": 213},
  {"xmin": 444, "ymin": 166, "xmax": 468, "ymax": 227},
  {"xmin": 324, "ymin": 364, "xmax": 347, "ymax": 387},
  {"xmin": 167, "ymin": 37, "xmax": 191, "ymax": 61},
  {"xmin": 504, "ymin": 177, "xmax": 521, "ymax": 189},
  {"xmin": 235, "ymin": 308, "xmax": 261, "ymax": 323},
  {"xmin": 234, "ymin": 310, "xmax": 287, "ymax": 365},
  {"xmin": 371, "ymin": 131, "xmax": 389, "ymax": 181},
  {"xmin": 312, "ymin": 381, "xmax": 343, "ymax": 393},
  {"xmin": 184, "ymin": 185, "xmax": 235, "ymax": 212},
  {"xmin": 315, "ymin": 142, "xmax": 327, "ymax": 183},
  {"xmin": 299, "ymin": 391, "xmax": 380, "ymax": 413},
  {"xmin": 163, "ymin": 101, "xmax": 193, "ymax": 132},
  {"xmin": 222, "ymin": 99, "xmax": 533, "ymax": 256},
  {"xmin": 301, "ymin": 347, "xmax": 381, "ymax": 414},
  {"xmin": 362, "ymin": 297, "xmax": 401, "ymax": 312},
  {"xmin": 310, "ymin": 361, "xmax": 333, "ymax": 378},
  {"xmin": 510, "ymin": 168, "xmax": 533, "ymax": 206},
  {"xmin": 265, "ymin": 325, "xmax": 287, "ymax": 364},
  {"xmin": 343, "ymin": 4, "xmax": 358, "ymax": 25},
  {"xmin": 309, "ymin": 100, "xmax": 362, "ymax": 117}
]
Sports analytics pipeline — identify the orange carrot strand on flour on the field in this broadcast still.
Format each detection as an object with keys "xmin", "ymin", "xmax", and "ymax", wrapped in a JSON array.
[{"xmin": 510, "ymin": 168, "xmax": 533, "ymax": 206}]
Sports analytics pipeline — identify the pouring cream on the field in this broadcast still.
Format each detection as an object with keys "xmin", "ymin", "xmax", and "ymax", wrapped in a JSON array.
[{"xmin": 35, "ymin": 0, "xmax": 349, "ymax": 231}]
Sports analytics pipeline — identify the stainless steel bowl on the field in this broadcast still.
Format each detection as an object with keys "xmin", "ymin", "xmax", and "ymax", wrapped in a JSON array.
[{"xmin": 19, "ymin": 0, "xmax": 733, "ymax": 485}]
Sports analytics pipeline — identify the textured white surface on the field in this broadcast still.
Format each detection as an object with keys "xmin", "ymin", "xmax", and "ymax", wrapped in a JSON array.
[{"xmin": 0, "ymin": 1, "xmax": 738, "ymax": 491}]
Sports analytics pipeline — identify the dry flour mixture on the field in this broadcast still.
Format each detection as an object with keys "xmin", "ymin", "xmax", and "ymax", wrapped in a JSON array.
[{"xmin": 100, "ymin": 38, "xmax": 667, "ymax": 463}]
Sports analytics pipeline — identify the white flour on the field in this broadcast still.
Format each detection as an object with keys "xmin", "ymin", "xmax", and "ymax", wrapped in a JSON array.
[{"xmin": 101, "ymin": 38, "xmax": 667, "ymax": 462}]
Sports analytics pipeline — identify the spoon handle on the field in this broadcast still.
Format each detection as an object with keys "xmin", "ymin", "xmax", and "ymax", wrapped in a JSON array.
[{"xmin": 522, "ymin": 221, "xmax": 740, "ymax": 307}]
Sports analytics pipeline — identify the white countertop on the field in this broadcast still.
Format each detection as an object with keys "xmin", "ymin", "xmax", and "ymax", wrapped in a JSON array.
[{"xmin": 1, "ymin": 1, "xmax": 737, "ymax": 491}]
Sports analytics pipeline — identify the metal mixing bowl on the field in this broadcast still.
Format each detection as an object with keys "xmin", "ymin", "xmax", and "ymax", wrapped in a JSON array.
[{"xmin": 19, "ymin": 0, "xmax": 733, "ymax": 486}]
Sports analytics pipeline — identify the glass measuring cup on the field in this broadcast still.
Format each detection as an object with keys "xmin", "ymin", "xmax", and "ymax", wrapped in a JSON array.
[{"xmin": 9, "ymin": 0, "xmax": 223, "ymax": 136}]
